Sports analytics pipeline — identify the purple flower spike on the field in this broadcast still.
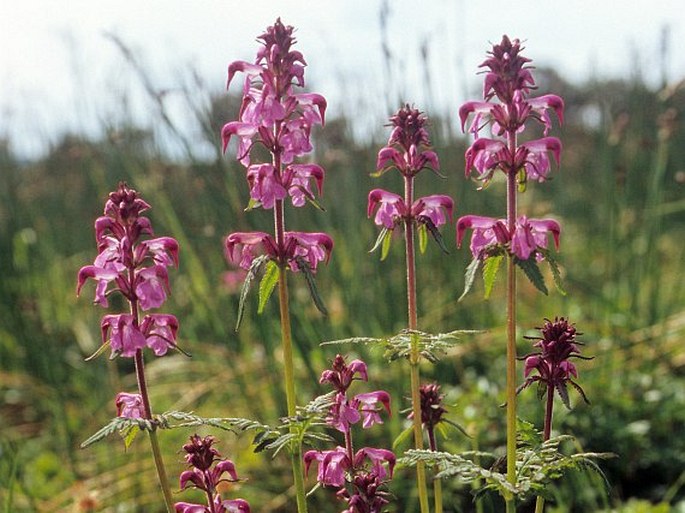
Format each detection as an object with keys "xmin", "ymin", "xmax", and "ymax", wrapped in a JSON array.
[
  {"xmin": 519, "ymin": 317, "xmax": 591, "ymax": 407},
  {"xmin": 175, "ymin": 434, "xmax": 250, "ymax": 513}
]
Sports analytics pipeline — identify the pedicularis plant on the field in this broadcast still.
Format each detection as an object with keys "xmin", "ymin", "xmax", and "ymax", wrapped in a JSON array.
[
  {"xmin": 222, "ymin": 18, "xmax": 330, "ymax": 513},
  {"xmin": 77, "ymin": 22, "xmax": 609, "ymax": 513}
]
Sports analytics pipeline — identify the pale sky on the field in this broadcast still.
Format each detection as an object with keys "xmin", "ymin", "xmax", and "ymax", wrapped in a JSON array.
[{"xmin": 1, "ymin": 0, "xmax": 683, "ymax": 158}]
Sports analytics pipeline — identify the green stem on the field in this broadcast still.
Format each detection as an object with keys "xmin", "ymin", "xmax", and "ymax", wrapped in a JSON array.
[
  {"xmin": 534, "ymin": 383, "xmax": 556, "ymax": 513},
  {"xmin": 404, "ymin": 175, "xmax": 430, "ymax": 513},
  {"xmin": 428, "ymin": 428, "xmax": 443, "ymax": 513},
  {"xmin": 505, "ymin": 133, "xmax": 518, "ymax": 513},
  {"xmin": 134, "ymin": 350, "xmax": 174, "ymax": 513},
  {"xmin": 277, "ymin": 262, "xmax": 308, "ymax": 513}
]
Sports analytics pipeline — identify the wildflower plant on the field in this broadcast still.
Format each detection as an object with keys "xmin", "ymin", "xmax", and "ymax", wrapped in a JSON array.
[
  {"xmin": 304, "ymin": 355, "xmax": 395, "ymax": 513},
  {"xmin": 364, "ymin": 105, "xmax": 455, "ymax": 513},
  {"xmin": 222, "ymin": 18, "xmax": 331, "ymax": 513},
  {"xmin": 77, "ymin": 183, "xmax": 181, "ymax": 511}
]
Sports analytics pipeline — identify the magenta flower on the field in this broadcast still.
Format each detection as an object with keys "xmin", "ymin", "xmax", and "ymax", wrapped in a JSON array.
[
  {"xmin": 304, "ymin": 447, "xmax": 351, "ymax": 487},
  {"xmin": 115, "ymin": 392, "xmax": 144, "ymax": 418},
  {"xmin": 224, "ymin": 231, "xmax": 333, "ymax": 272},
  {"xmin": 101, "ymin": 314, "xmax": 146, "ymax": 357},
  {"xmin": 457, "ymin": 214, "xmax": 560, "ymax": 261},
  {"xmin": 139, "ymin": 314, "xmax": 180, "ymax": 356},
  {"xmin": 175, "ymin": 435, "xmax": 250, "ymax": 513}
]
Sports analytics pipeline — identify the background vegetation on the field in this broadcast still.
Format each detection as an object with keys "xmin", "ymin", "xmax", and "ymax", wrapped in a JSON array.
[{"xmin": 0, "ymin": 54, "xmax": 684, "ymax": 512}]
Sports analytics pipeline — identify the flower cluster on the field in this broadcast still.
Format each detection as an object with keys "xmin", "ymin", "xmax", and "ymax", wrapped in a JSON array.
[
  {"xmin": 459, "ymin": 35, "xmax": 564, "ymax": 185},
  {"xmin": 368, "ymin": 105, "xmax": 453, "ymax": 251},
  {"xmin": 222, "ymin": 18, "xmax": 332, "ymax": 277},
  {"xmin": 77, "ymin": 183, "xmax": 181, "ymax": 358},
  {"xmin": 519, "ymin": 317, "xmax": 590, "ymax": 407},
  {"xmin": 225, "ymin": 231, "xmax": 332, "ymax": 273},
  {"xmin": 305, "ymin": 355, "xmax": 395, "ymax": 513},
  {"xmin": 457, "ymin": 214, "xmax": 560, "ymax": 261},
  {"xmin": 174, "ymin": 435, "xmax": 251, "ymax": 513}
]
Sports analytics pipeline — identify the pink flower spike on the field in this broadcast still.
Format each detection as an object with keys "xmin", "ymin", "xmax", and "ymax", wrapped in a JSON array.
[
  {"xmin": 115, "ymin": 392, "xmax": 144, "ymax": 418},
  {"xmin": 367, "ymin": 189, "xmax": 405, "ymax": 229}
]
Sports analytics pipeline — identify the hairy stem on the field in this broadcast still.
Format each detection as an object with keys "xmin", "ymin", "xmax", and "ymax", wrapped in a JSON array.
[
  {"xmin": 134, "ymin": 349, "xmax": 174, "ymax": 513},
  {"xmin": 534, "ymin": 384, "xmax": 556, "ymax": 513},
  {"xmin": 404, "ymin": 174, "xmax": 430, "ymax": 513},
  {"xmin": 428, "ymin": 427, "xmax": 443, "ymax": 513},
  {"xmin": 505, "ymin": 132, "xmax": 518, "ymax": 513}
]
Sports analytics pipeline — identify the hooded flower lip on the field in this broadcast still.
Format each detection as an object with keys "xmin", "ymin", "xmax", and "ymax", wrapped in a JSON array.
[
  {"xmin": 303, "ymin": 446, "xmax": 395, "ymax": 488},
  {"xmin": 457, "ymin": 214, "xmax": 560, "ymax": 260}
]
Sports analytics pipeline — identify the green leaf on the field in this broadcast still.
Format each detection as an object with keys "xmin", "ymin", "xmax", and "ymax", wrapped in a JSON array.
[
  {"xmin": 392, "ymin": 426, "xmax": 414, "ymax": 451},
  {"xmin": 482, "ymin": 255, "xmax": 504, "ymax": 299},
  {"xmin": 369, "ymin": 227, "xmax": 389, "ymax": 253},
  {"xmin": 258, "ymin": 261, "xmax": 279, "ymax": 314},
  {"xmin": 236, "ymin": 254, "xmax": 270, "ymax": 331},
  {"xmin": 514, "ymin": 256, "xmax": 548, "ymax": 295},
  {"xmin": 418, "ymin": 223, "xmax": 428, "ymax": 254},
  {"xmin": 305, "ymin": 194, "xmax": 326, "ymax": 212},
  {"xmin": 295, "ymin": 257, "xmax": 328, "ymax": 315},
  {"xmin": 121, "ymin": 424, "xmax": 140, "ymax": 449},
  {"xmin": 84, "ymin": 339, "xmax": 112, "ymax": 362},
  {"xmin": 381, "ymin": 229, "xmax": 392, "ymax": 261},
  {"xmin": 545, "ymin": 251, "xmax": 567, "ymax": 295},
  {"xmin": 459, "ymin": 256, "xmax": 481, "ymax": 301}
]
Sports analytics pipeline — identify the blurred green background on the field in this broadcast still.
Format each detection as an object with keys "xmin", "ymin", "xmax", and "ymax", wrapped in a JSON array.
[{"xmin": 1, "ymin": 26, "xmax": 685, "ymax": 513}]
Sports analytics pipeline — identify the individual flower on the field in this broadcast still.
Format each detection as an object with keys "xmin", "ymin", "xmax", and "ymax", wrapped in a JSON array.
[
  {"xmin": 519, "ymin": 317, "xmax": 591, "ymax": 407},
  {"xmin": 175, "ymin": 435, "xmax": 250, "ymax": 513},
  {"xmin": 115, "ymin": 392, "xmax": 144, "ymax": 419},
  {"xmin": 303, "ymin": 447, "xmax": 395, "ymax": 488},
  {"xmin": 456, "ymin": 214, "xmax": 560, "ymax": 261},
  {"xmin": 99, "ymin": 312, "xmax": 181, "ymax": 358}
]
